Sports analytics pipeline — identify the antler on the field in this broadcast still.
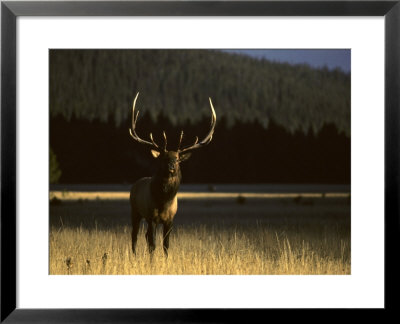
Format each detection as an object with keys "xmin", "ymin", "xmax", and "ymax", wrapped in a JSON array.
[
  {"xmin": 178, "ymin": 98, "xmax": 216, "ymax": 153},
  {"xmin": 129, "ymin": 92, "xmax": 167, "ymax": 151}
]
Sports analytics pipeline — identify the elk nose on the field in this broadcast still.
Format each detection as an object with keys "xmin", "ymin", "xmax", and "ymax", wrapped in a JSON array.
[{"xmin": 168, "ymin": 162, "xmax": 175, "ymax": 171}]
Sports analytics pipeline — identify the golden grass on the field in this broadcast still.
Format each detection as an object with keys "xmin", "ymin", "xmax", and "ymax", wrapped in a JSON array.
[
  {"xmin": 50, "ymin": 223, "xmax": 350, "ymax": 275},
  {"xmin": 50, "ymin": 191, "xmax": 350, "ymax": 201}
]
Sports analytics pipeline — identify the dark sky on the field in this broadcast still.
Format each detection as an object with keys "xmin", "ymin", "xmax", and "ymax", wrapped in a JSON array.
[{"xmin": 223, "ymin": 49, "xmax": 350, "ymax": 73}]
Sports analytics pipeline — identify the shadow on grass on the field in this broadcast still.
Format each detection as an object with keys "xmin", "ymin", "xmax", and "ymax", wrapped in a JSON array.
[{"xmin": 50, "ymin": 197, "xmax": 350, "ymax": 231}]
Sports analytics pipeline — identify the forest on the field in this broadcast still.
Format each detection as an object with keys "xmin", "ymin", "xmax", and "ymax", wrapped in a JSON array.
[{"xmin": 49, "ymin": 49, "xmax": 350, "ymax": 184}]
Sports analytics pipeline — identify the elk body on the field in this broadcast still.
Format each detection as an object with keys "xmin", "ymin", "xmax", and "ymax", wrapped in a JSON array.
[{"xmin": 129, "ymin": 93, "xmax": 216, "ymax": 256}]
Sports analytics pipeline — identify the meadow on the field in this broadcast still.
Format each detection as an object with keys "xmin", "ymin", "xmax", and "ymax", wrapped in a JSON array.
[{"xmin": 49, "ymin": 188, "xmax": 351, "ymax": 275}]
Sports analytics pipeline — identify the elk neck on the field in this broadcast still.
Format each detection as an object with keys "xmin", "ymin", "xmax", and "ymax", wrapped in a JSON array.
[{"xmin": 150, "ymin": 169, "xmax": 182, "ymax": 204}]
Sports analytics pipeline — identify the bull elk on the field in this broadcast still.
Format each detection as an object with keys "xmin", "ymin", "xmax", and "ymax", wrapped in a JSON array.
[{"xmin": 129, "ymin": 93, "xmax": 216, "ymax": 256}]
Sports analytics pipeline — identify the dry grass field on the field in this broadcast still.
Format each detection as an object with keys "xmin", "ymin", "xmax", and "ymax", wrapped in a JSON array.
[{"xmin": 49, "ymin": 190, "xmax": 351, "ymax": 275}]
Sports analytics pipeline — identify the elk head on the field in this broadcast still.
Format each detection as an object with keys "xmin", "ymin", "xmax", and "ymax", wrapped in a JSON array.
[{"xmin": 129, "ymin": 92, "xmax": 216, "ymax": 178}]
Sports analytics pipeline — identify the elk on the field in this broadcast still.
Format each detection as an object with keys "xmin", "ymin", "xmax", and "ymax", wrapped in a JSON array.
[{"xmin": 129, "ymin": 93, "xmax": 216, "ymax": 256}]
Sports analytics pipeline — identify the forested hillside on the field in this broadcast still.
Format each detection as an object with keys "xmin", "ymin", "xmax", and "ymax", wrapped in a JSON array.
[
  {"xmin": 50, "ymin": 49, "xmax": 350, "ymax": 135},
  {"xmin": 50, "ymin": 50, "xmax": 350, "ymax": 184}
]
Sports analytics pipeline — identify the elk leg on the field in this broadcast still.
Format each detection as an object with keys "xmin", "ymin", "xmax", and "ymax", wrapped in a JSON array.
[
  {"xmin": 131, "ymin": 212, "xmax": 140, "ymax": 255},
  {"xmin": 145, "ymin": 221, "xmax": 156, "ymax": 254},
  {"xmin": 162, "ymin": 222, "xmax": 172, "ymax": 257}
]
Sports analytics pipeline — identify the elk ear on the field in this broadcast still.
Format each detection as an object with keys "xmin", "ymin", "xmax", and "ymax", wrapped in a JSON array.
[
  {"xmin": 179, "ymin": 152, "xmax": 192, "ymax": 162},
  {"xmin": 151, "ymin": 150, "xmax": 160, "ymax": 158}
]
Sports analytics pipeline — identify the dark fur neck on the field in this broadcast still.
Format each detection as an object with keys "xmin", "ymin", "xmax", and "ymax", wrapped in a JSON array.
[{"xmin": 150, "ymin": 170, "xmax": 181, "ymax": 204}]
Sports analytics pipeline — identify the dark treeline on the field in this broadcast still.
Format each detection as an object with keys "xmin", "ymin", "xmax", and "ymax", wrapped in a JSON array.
[
  {"xmin": 50, "ymin": 114, "xmax": 350, "ymax": 184},
  {"xmin": 50, "ymin": 49, "xmax": 350, "ymax": 184}
]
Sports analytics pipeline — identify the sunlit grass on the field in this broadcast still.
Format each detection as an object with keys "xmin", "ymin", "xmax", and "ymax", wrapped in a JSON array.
[
  {"xmin": 50, "ymin": 223, "xmax": 350, "ymax": 275},
  {"xmin": 49, "ymin": 191, "xmax": 350, "ymax": 201}
]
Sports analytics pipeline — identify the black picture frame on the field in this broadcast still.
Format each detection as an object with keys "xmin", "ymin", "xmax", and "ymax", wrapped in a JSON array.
[{"xmin": 1, "ymin": 0, "xmax": 399, "ymax": 322}]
